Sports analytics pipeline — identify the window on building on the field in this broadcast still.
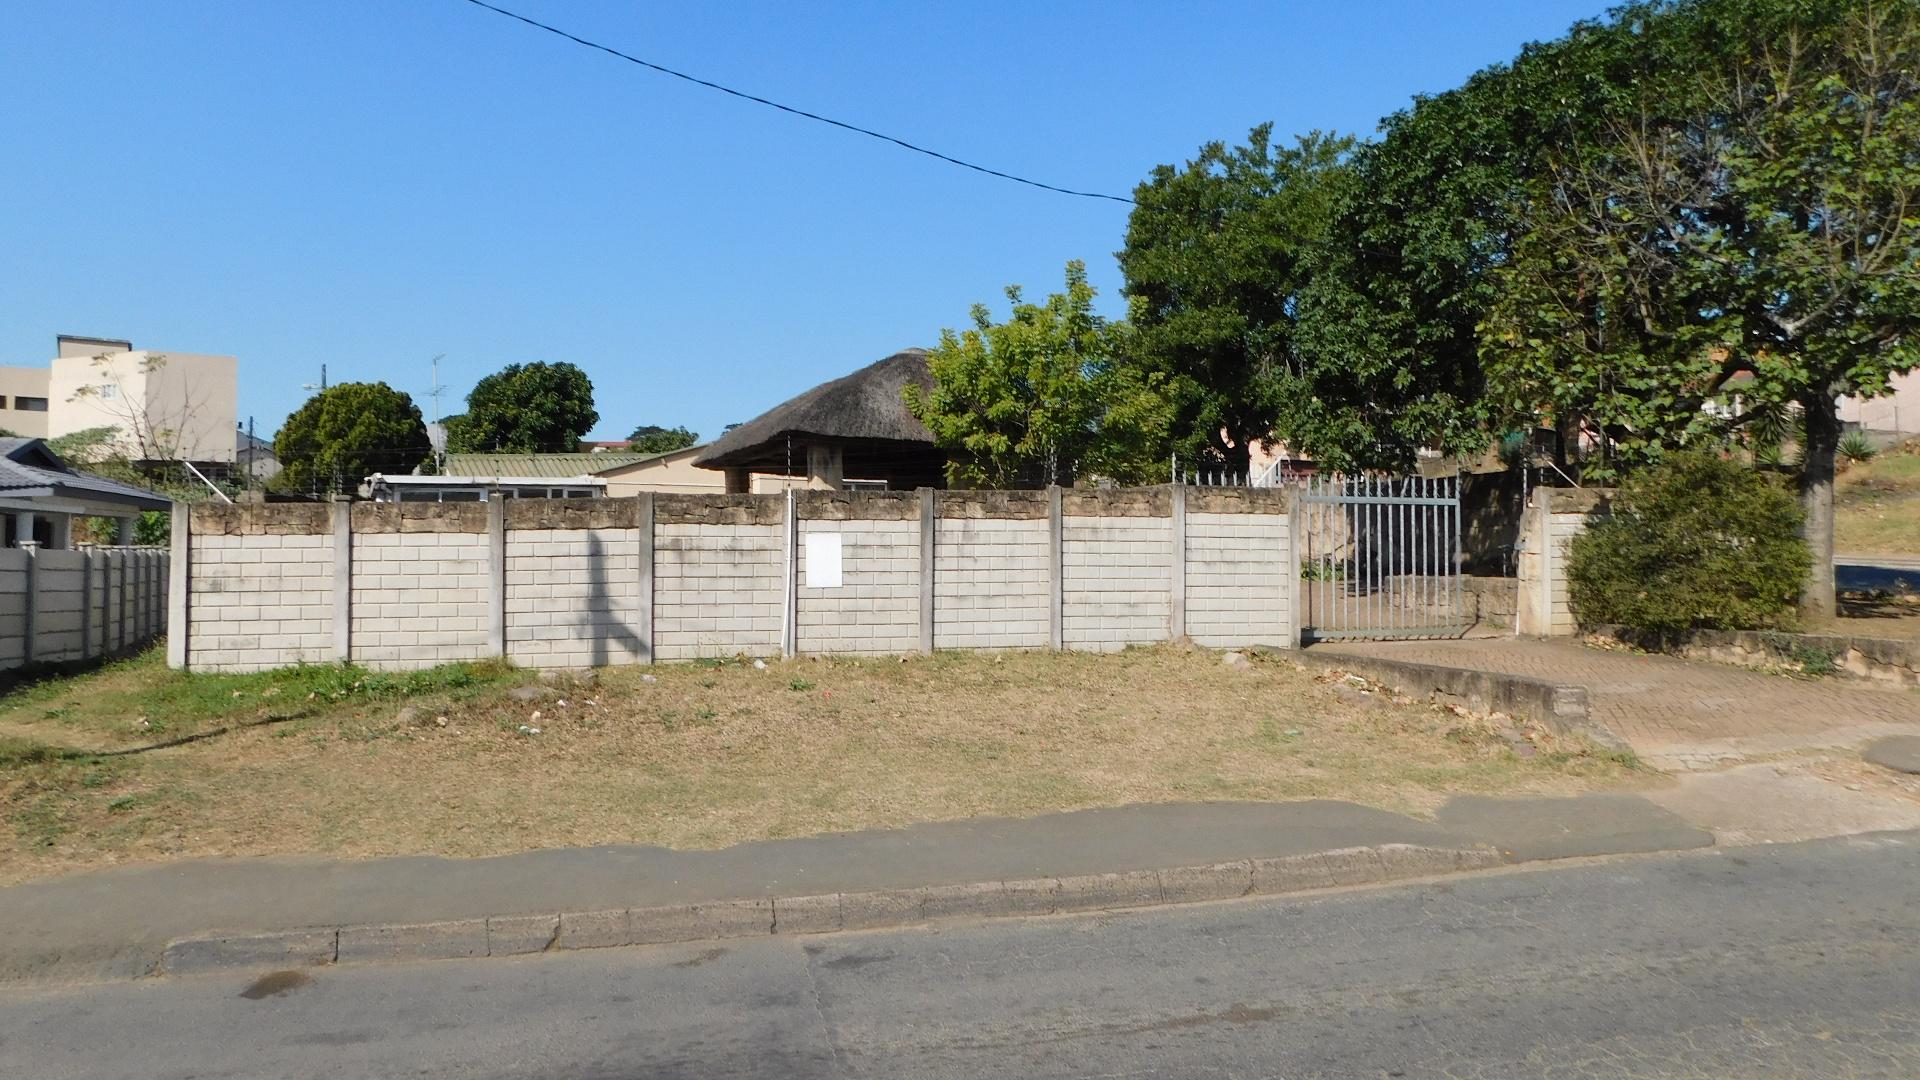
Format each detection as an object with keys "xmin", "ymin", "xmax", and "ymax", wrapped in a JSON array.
[{"xmin": 13, "ymin": 397, "xmax": 48, "ymax": 412}]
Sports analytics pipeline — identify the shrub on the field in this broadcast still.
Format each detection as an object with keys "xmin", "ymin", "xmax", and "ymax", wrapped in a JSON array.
[{"xmin": 1566, "ymin": 451, "xmax": 1810, "ymax": 632}]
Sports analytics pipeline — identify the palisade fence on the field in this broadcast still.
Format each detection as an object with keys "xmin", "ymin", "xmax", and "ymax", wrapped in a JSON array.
[
  {"xmin": 0, "ymin": 545, "xmax": 170, "ymax": 672},
  {"xmin": 171, "ymin": 487, "xmax": 1302, "ymax": 673}
]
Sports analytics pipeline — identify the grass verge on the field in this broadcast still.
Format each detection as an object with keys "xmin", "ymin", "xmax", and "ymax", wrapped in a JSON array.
[{"xmin": 1, "ymin": 644, "xmax": 1651, "ymax": 886}]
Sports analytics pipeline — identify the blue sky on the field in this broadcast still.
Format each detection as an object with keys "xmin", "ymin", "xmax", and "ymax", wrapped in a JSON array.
[{"xmin": 2, "ymin": 1, "xmax": 1607, "ymax": 443}]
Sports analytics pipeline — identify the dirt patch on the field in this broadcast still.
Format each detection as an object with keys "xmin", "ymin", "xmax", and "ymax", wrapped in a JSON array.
[{"xmin": 0, "ymin": 645, "xmax": 1648, "ymax": 886}]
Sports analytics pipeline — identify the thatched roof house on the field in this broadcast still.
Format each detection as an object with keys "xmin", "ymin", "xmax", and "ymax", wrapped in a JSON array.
[{"xmin": 693, "ymin": 349, "xmax": 947, "ymax": 491}]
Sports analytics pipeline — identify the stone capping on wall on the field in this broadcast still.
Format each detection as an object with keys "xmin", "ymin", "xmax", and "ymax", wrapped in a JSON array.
[
  {"xmin": 1547, "ymin": 488, "xmax": 1614, "ymax": 515},
  {"xmin": 503, "ymin": 498, "xmax": 650, "ymax": 531},
  {"xmin": 795, "ymin": 490, "xmax": 920, "ymax": 521},
  {"xmin": 190, "ymin": 487, "xmax": 1291, "ymax": 535},
  {"xmin": 1187, "ymin": 487, "xmax": 1290, "ymax": 515},
  {"xmin": 189, "ymin": 503, "xmax": 329, "ymax": 535},
  {"xmin": 1060, "ymin": 487, "xmax": 1173, "ymax": 518},
  {"xmin": 654, "ymin": 493, "xmax": 786, "ymax": 526},
  {"xmin": 935, "ymin": 490, "xmax": 1051, "ymax": 519},
  {"xmin": 351, "ymin": 502, "xmax": 488, "ymax": 534}
]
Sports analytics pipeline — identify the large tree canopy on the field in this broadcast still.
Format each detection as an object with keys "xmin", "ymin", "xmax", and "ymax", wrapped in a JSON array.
[
  {"xmin": 1117, "ymin": 128, "xmax": 1354, "ymax": 474},
  {"xmin": 905, "ymin": 261, "xmax": 1169, "ymax": 488},
  {"xmin": 274, "ymin": 382, "xmax": 429, "ymax": 494},
  {"xmin": 445, "ymin": 362, "xmax": 599, "ymax": 454},
  {"xmin": 1477, "ymin": 0, "xmax": 1920, "ymax": 614}
]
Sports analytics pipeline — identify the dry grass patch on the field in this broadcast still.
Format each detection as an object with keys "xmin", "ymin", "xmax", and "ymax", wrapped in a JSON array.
[{"xmin": 1, "ymin": 645, "xmax": 1649, "ymax": 885}]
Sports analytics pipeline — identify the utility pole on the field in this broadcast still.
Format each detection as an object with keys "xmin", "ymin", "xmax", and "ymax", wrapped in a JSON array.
[{"xmin": 427, "ymin": 354, "xmax": 448, "ymax": 473}]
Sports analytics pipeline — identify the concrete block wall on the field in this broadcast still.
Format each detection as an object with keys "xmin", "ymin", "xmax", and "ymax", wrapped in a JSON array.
[
  {"xmin": 1062, "ymin": 514, "xmax": 1172, "ymax": 651},
  {"xmin": 351, "ymin": 531, "xmax": 492, "ymax": 670},
  {"xmin": 175, "ymin": 487, "xmax": 1303, "ymax": 672},
  {"xmin": 654, "ymin": 516, "xmax": 784, "ymax": 661},
  {"xmin": 189, "ymin": 532, "xmax": 333, "ymax": 670},
  {"xmin": 0, "ymin": 547, "xmax": 170, "ymax": 672},
  {"xmin": 1515, "ymin": 488, "xmax": 1614, "ymax": 636},
  {"xmin": 506, "ymin": 527, "xmax": 646, "ymax": 668},
  {"xmin": 934, "ymin": 513, "xmax": 1051, "ymax": 650},
  {"xmin": 1185, "ymin": 489, "xmax": 1294, "ymax": 648},
  {"xmin": 797, "ymin": 515, "xmax": 920, "ymax": 656}
]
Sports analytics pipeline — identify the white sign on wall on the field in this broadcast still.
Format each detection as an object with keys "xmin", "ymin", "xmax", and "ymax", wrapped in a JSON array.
[{"xmin": 803, "ymin": 532, "xmax": 843, "ymax": 589}]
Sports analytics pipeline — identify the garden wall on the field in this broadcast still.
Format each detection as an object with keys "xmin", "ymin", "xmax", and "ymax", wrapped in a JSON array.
[
  {"xmin": 173, "ymin": 487, "xmax": 1300, "ymax": 673},
  {"xmin": 1514, "ymin": 488, "xmax": 1615, "ymax": 637},
  {"xmin": 0, "ymin": 545, "xmax": 169, "ymax": 673}
]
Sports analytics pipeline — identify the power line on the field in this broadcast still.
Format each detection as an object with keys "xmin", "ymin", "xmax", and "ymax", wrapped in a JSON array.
[{"xmin": 457, "ymin": 0, "xmax": 1136, "ymax": 205}]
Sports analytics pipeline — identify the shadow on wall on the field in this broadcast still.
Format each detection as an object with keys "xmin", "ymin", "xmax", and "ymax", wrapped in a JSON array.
[{"xmin": 586, "ymin": 532, "xmax": 643, "ymax": 668}]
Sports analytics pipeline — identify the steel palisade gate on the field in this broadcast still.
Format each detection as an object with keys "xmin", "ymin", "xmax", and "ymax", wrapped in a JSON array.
[{"xmin": 1299, "ymin": 473, "xmax": 1466, "ymax": 641}]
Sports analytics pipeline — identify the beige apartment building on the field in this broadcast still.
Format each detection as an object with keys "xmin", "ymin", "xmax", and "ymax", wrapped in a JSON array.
[{"xmin": 1, "ymin": 335, "xmax": 237, "ymax": 464}]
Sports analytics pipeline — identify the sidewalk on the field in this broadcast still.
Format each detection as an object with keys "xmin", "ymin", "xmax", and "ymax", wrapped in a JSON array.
[{"xmin": 3, "ymin": 794, "xmax": 1711, "ymax": 985}]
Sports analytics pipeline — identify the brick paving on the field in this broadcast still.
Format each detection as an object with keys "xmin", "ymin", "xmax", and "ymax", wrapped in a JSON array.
[{"xmin": 1317, "ymin": 637, "xmax": 1920, "ymax": 770}]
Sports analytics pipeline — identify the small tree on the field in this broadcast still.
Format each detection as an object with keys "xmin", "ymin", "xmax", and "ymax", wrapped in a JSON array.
[
  {"xmin": 905, "ymin": 261, "xmax": 1165, "ymax": 487},
  {"xmin": 446, "ymin": 362, "xmax": 598, "ymax": 454},
  {"xmin": 626, "ymin": 425, "xmax": 698, "ymax": 454},
  {"xmin": 1567, "ymin": 452, "xmax": 1810, "ymax": 632},
  {"xmin": 274, "ymin": 383, "xmax": 430, "ymax": 494}
]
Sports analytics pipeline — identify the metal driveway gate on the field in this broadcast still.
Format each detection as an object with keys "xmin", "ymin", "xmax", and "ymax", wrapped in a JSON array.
[{"xmin": 1299, "ymin": 474, "xmax": 1465, "ymax": 641}]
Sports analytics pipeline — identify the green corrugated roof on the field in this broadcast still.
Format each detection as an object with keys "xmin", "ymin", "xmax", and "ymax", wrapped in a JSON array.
[{"xmin": 439, "ymin": 452, "xmax": 663, "ymax": 478}]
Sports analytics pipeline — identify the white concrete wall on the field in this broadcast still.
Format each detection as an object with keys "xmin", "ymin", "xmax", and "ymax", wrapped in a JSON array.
[
  {"xmin": 174, "ymin": 490, "xmax": 1305, "ymax": 672},
  {"xmin": 933, "ymin": 517, "xmax": 1051, "ymax": 650},
  {"xmin": 350, "ymin": 532, "xmax": 491, "ymax": 670},
  {"xmin": 189, "ymin": 533, "xmax": 332, "ymax": 671},
  {"xmin": 0, "ymin": 547, "xmax": 169, "ymax": 672},
  {"xmin": 796, "ymin": 518, "xmax": 920, "ymax": 655},
  {"xmin": 506, "ymin": 527, "xmax": 647, "ymax": 667},
  {"xmin": 1186, "ymin": 512, "xmax": 1292, "ymax": 648},
  {"xmin": 1062, "ymin": 516, "xmax": 1171, "ymax": 651},
  {"xmin": 653, "ymin": 522, "xmax": 784, "ymax": 660}
]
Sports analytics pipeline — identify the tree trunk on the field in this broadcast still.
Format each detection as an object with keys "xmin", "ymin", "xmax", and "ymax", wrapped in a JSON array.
[{"xmin": 1798, "ymin": 393, "xmax": 1839, "ymax": 620}]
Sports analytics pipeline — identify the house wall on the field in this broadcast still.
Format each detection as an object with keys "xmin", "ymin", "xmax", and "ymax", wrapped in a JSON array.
[
  {"xmin": 49, "ymin": 350, "xmax": 238, "ymax": 463},
  {"xmin": 171, "ymin": 486, "xmax": 1300, "ymax": 672},
  {"xmin": 599, "ymin": 451, "xmax": 729, "ymax": 496},
  {"xmin": 0, "ymin": 366, "xmax": 52, "ymax": 438},
  {"xmin": 0, "ymin": 545, "xmax": 169, "ymax": 673},
  {"xmin": 1840, "ymin": 369, "xmax": 1920, "ymax": 436}
]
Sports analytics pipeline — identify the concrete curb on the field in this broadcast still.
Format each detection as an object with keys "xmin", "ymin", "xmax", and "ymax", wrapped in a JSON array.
[
  {"xmin": 157, "ymin": 843, "xmax": 1501, "ymax": 977},
  {"xmin": 1307, "ymin": 648, "xmax": 1632, "ymax": 754}
]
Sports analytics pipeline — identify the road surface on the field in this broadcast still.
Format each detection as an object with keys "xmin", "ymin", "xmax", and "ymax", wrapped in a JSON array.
[{"xmin": 4, "ymin": 832, "xmax": 1917, "ymax": 1078}]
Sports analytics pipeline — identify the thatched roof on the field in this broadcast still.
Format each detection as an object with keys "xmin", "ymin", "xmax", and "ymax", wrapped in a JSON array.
[{"xmin": 694, "ymin": 349, "xmax": 936, "ymax": 471}]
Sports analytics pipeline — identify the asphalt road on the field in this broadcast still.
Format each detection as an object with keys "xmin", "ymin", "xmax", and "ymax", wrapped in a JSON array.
[{"xmin": 5, "ymin": 833, "xmax": 1918, "ymax": 1079}]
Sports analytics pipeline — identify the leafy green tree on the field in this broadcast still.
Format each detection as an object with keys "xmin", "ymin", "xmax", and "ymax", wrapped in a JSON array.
[
  {"xmin": 273, "ymin": 382, "xmax": 429, "ymax": 494},
  {"xmin": 1479, "ymin": 0, "xmax": 1920, "ymax": 615},
  {"xmin": 905, "ymin": 261, "xmax": 1167, "ymax": 487},
  {"xmin": 1118, "ymin": 127, "xmax": 1355, "ymax": 474},
  {"xmin": 626, "ymin": 425, "xmax": 699, "ymax": 454},
  {"xmin": 1568, "ymin": 451, "xmax": 1809, "ymax": 632},
  {"xmin": 445, "ymin": 362, "xmax": 599, "ymax": 454}
]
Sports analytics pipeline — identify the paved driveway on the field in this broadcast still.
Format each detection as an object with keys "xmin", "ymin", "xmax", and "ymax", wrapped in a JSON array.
[{"xmin": 1318, "ymin": 638, "xmax": 1920, "ymax": 770}]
